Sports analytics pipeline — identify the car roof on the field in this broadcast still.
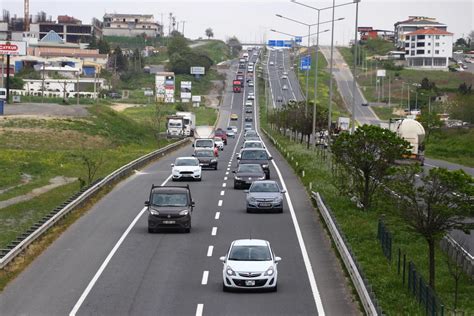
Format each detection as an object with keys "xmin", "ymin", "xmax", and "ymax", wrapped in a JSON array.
[
  {"xmin": 151, "ymin": 186, "xmax": 189, "ymax": 194},
  {"xmin": 194, "ymin": 148, "xmax": 213, "ymax": 152},
  {"xmin": 241, "ymin": 147, "xmax": 266, "ymax": 152},
  {"xmin": 252, "ymin": 180, "xmax": 278, "ymax": 185},
  {"xmin": 232, "ymin": 239, "xmax": 269, "ymax": 246},
  {"xmin": 176, "ymin": 156, "xmax": 197, "ymax": 160}
]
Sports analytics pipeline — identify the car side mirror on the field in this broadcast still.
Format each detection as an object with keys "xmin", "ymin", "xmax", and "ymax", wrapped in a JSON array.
[
  {"xmin": 275, "ymin": 256, "xmax": 282, "ymax": 263},
  {"xmin": 268, "ymin": 156, "xmax": 273, "ymax": 160},
  {"xmin": 232, "ymin": 170, "xmax": 236, "ymax": 173},
  {"xmin": 244, "ymin": 190, "xmax": 249, "ymax": 193},
  {"xmin": 171, "ymin": 163, "xmax": 174, "ymax": 167},
  {"xmin": 237, "ymin": 157, "xmax": 240, "ymax": 160},
  {"xmin": 281, "ymin": 190, "xmax": 286, "ymax": 194},
  {"xmin": 144, "ymin": 201, "xmax": 150, "ymax": 206},
  {"xmin": 219, "ymin": 256, "xmax": 226, "ymax": 262},
  {"xmin": 191, "ymin": 201, "xmax": 195, "ymax": 207},
  {"xmin": 192, "ymin": 144, "xmax": 194, "ymax": 147}
]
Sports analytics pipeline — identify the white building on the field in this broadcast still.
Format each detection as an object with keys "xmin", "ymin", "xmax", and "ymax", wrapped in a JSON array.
[
  {"xmin": 394, "ymin": 16, "xmax": 447, "ymax": 49},
  {"xmin": 102, "ymin": 13, "xmax": 162, "ymax": 37},
  {"xmin": 405, "ymin": 28, "xmax": 453, "ymax": 69}
]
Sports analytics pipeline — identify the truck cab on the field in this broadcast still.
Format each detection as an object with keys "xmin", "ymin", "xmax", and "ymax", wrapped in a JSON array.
[{"xmin": 167, "ymin": 116, "xmax": 185, "ymax": 138}]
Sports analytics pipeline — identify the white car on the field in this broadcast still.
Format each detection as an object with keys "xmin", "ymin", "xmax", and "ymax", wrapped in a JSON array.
[
  {"xmin": 282, "ymin": 71, "xmax": 288, "ymax": 75},
  {"xmin": 220, "ymin": 239, "xmax": 281, "ymax": 292},
  {"xmin": 171, "ymin": 157, "xmax": 202, "ymax": 181},
  {"xmin": 269, "ymin": 61, "xmax": 274, "ymax": 66},
  {"xmin": 247, "ymin": 92, "xmax": 255, "ymax": 100},
  {"xmin": 245, "ymin": 100, "xmax": 253, "ymax": 107},
  {"xmin": 281, "ymin": 75, "xmax": 288, "ymax": 80},
  {"xmin": 229, "ymin": 125, "xmax": 238, "ymax": 133},
  {"xmin": 214, "ymin": 137, "xmax": 224, "ymax": 151},
  {"xmin": 244, "ymin": 123, "xmax": 253, "ymax": 131},
  {"xmin": 226, "ymin": 126, "xmax": 236, "ymax": 138},
  {"xmin": 282, "ymin": 85, "xmax": 288, "ymax": 90}
]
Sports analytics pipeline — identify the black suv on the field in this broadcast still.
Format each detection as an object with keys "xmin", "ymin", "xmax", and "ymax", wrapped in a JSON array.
[
  {"xmin": 145, "ymin": 184, "xmax": 195, "ymax": 233},
  {"xmin": 237, "ymin": 148, "xmax": 272, "ymax": 179}
]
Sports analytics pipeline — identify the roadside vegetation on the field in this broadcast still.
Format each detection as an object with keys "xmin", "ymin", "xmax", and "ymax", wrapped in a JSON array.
[
  {"xmin": 425, "ymin": 128, "xmax": 474, "ymax": 167},
  {"xmin": 258, "ymin": 67, "xmax": 474, "ymax": 314}
]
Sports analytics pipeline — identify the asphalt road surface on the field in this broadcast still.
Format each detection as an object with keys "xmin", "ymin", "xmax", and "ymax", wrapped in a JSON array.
[{"xmin": 0, "ymin": 52, "xmax": 358, "ymax": 316}]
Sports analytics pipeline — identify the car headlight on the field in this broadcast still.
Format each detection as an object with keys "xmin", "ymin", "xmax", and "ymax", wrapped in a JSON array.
[
  {"xmin": 194, "ymin": 168, "xmax": 201, "ymax": 173},
  {"xmin": 150, "ymin": 209, "xmax": 159, "ymax": 215},
  {"xmin": 248, "ymin": 196, "xmax": 256, "ymax": 203},
  {"xmin": 264, "ymin": 267, "xmax": 275, "ymax": 276},
  {"xmin": 258, "ymin": 176, "xmax": 266, "ymax": 180},
  {"xmin": 235, "ymin": 176, "xmax": 242, "ymax": 180},
  {"xmin": 179, "ymin": 209, "xmax": 189, "ymax": 216},
  {"xmin": 262, "ymin": 164, "xmax": 269, "ymax": 169},
  {"xmin": 274, "ymin": 196, "xmax": 283, "ymax": 203},
  {"xmin": 226, "ymin": 266, "xmax": 236, "ymax": 276}
]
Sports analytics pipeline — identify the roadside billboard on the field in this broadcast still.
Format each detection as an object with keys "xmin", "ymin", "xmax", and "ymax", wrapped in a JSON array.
[
  {"xmin": 155, "ymin": 72, "xmax": 175, "ymax": 103},
  {"xmin": 377, "ymin": 69, "xmax": 386, "ymax": 77},
  {"xmin": 0, "ymin": 41, "xmax": 27, "ymax": 56},
  {"xmin": 180, "ymin": 81, "xmax": 192, "ymax": 101},
  {"xmin": 190, "ymin": 66, "xmax": 205, "ymax": 75}
]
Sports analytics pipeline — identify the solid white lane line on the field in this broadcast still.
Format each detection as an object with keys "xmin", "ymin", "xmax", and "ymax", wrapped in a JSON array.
[
  {"xmin": 220, "ymin": 190, "xmax": 225, "ymax": 196},
  {"xmin": 196, "ymin": 304, "xmax": 204, "ymax": 316},
  {"xmin": 222, "ymin": 183, "xmax": 227, "ymax": 188},
  {"xmin": 218, "ymin": 200, "xmax": 223, "ymax": 207},
  {"xmin": 207, "ymin": 245, "xmax": 214, "ymax": 257},
  {"xmin": 215, "ymin": 212, "xmax": 220, "ymax": 219},
  {"xmin": 69, "ymin": 175, "xmax": 172, "ymax": 316},
  {"xmin": 201, "ymin": 271, "xmax": 209, "ymax": 285},
  {"xmin": 211, "ymin": 227, "xmax": 218, "ymax": 236},
  {"xmin": 254, "ymin": 60, "xmax": 326, "ymax": 315}
]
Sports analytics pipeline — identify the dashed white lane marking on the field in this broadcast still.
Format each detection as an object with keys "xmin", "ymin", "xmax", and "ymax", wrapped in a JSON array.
[
  {"xmin": 220, "ymin": 190, "xmax": 225, "ymax": 196},
  {"xmin": 207, "ymin": 245, "xmax": 214, "ymax": 257},
  {"xmin": 225, "ymin": 172, "xmax": 229, "ymax": 175},
  {"xmin": 218, "ymin": 200, "xmax": 223, "ymax": 207},
  {"xmin": 70, "ymin": 175, "xmax": 172, "ymax": 315},
  {"xmin": 215, "ymin": 212, "xmax": 220, "ymax": 219},
  {"xmin": 196, "ymin": 304, "xmax": 204, "ymax": 316},
  {"xmin": 211, "ymin": 227, "xmax": 218, "ymax": 236},
  {"xmin": 201, "ymin": 271, "xmax": 209, "ymax": 285},
  {"xmin": 226, "ymin": 167, "xmax": 230, "ymax": 171},
  {"xmin": 222, "ymin": 183, "xmax": 227, "ymax": 187},
  {"xmin": 224, "ymin": 176, "xmax": 228, "ymax": 180}
]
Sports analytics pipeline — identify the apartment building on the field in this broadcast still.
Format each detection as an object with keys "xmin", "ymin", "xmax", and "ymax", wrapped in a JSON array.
[
  {"xmin": 394, "ymin": 16, "xmax": 447, "ymax": 49},
  {"xmin": 29, "ymin": 16, "xmax": 102, "ymax": 43},
  {"xmin": 102, "ymin": 13, "xmax": 162, "ymax": 37},
  {"xmin": 405, "ymin": 28, "xmax": 453, "ymax": 69}
]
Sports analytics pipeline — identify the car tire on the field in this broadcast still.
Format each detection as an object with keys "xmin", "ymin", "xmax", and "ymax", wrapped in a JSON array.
[
  {"xmin": 148, "ymin": 227, "xmax": 155, "ymax": 233},
  {"xmin": 214, "ymin": 165, "xmax": 218, "ymax": 170},
  {"xmin": 277, "ymin": 208, "xmax": 283, "ymax": 213},
  {"xmin": 234, "ymin": 181, "xmax": 239, "ymax": 189},
  {"xmin": 184, "ymin": 227, "xmax": 191, "ymax": 233},
  {"xmin": 171, "ymin": 178, "xmax": 176, "ymax": 182},
  {"xmin": 246, "ymin": 208, "xmax": 252, "ymax": 213}
]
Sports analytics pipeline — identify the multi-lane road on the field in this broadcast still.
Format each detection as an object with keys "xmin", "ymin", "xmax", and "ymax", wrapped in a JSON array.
[{"xmin": 0, "ymin": 52, "xmax": 358, "ymax": 315}]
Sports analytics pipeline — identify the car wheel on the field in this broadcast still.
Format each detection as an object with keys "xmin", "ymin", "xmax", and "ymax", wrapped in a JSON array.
[
  {"xmin": 148, "ymin": 227, "xmax": 155, "ymax": 233},
  {"xmin": 278, "ymin": 208, "xmax": 283, "ymax": 213},
  {"xmin": 171, "ymin": 178, "xmax": 176, "ymax": 182},
  {"xmin": 265, "ymin": 174, "xmax": 270, "ymax": 180},
  {"xmin": 246, "ymin": 208, "xmax": 252, "ymax": 213},
  {"xmin": 234, "ymin": 181, "xmax": 239, "ymax": 189},
  {"xmin": 214, "ymin": 164, "xmax": 218, "ymax": 170},
  {"xmin": 184, "ymin": 227, "xmax": 191, "ymax": 233}
]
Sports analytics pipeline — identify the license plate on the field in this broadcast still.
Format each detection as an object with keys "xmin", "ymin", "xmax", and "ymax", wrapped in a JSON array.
[
  {"xmin": 258, "ymin": 203, "xmax": 271, "ymax": 207},
  {"xmin": 163, "ymin": 220, "xmax": 175, "ymax": 224},
  {"xmin": 245, "ymin": 280, "xmax": 255, "ymax": 286}
]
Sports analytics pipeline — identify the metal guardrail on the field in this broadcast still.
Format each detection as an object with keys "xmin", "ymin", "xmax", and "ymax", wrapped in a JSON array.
[
  {"xmin": 441, "ymin": 234, "xmax": 474, "ymax": 278},
  {"xmin": 311, "ymin": 192, "xmax": 380, "ymax": 316},
  {"xmin": 0, "ymin": 138, "xmax": 190, "ymax": 269},
  {"xmin": 260, "ymin": 128, "xmax": 380, "ymax": 315}
]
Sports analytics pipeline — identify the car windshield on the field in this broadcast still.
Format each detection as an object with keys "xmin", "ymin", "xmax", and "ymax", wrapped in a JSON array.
[
  {"xmin": 238, "ymin": 164, "xmax": 262, "ymax": 173},
  {"xmin": 250, "ymin": 182, "xmax": 280, "ymax": 192},
  {"xmin": 152, "ymin": 193, "xmax": 188, "ymax": 207},
  {"xmin": 195, "ymin": 150, "xmax": 214, "ymax": 157},
  {"xmin": 229, "ymin": 245, "xmax": 272, "ymax": 261},
  {"xmin": 226, "ymin": 127, "xmax": 233, "ymax": 131},
  {"xmin": 244, "ymin": 142, "xmax": 262, "ymax": 148},
  {"xmin": 245, "ymin": 124, "xmax": 252, "ymax": 128},
  {"xmin": 195, "ymin": 140, "xmax": 213, "ymax": 148},
  {"xmin": 240, "ymin": 150, "xmax": 267, "ymax": 160},
  {"xmin": 175, "ymin": 158, "xmax": 199, "ymax": 166},
  {"xmin": 214, "ymin": 137, "xmax": 222, "ymax": 142}
]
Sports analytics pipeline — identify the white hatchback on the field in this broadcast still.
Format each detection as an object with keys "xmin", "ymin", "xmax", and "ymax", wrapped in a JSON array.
[{"xmin": 220, "ymin": 239, "xmax": 281, "ymax": 292}]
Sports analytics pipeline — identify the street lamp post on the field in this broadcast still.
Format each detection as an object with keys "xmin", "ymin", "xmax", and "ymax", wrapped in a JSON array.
[{"xmin": 350, "ymin": 0, "xmax": 360, "ymax": 133}]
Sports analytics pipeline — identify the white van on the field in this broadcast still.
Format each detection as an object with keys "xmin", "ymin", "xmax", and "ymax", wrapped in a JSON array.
[{"xmin": 0, "ymin": 88, "xmax": 6, "ymax": 101}]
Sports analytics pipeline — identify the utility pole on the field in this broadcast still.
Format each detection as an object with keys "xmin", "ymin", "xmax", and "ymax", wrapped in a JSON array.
[
  {"xmin": 350, "ymin": 0, "xmax": 359, "ymax": 133},
  {"xmin": 388, "ymin": 75, "xmax": 391, "ymax": 107},
  {"xmin": 327, "ymin": 0, "xmax": 336, "ymax": 135},
  {"xmin": 182, "ymin": 21, "xmax": 186, "ymax": 37},
  {"xmin": 41, "ymin": 61, "xmax": 45, "ymax": 103},
  {"xmin": 76, "ymin": 70, "xmax": 80, "ymax": 105}
]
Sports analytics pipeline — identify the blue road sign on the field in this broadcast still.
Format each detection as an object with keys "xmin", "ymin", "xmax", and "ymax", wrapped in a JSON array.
[
  {"xmin": 283, "ymin": 40, "xmax": 292, "ymax": 47},
  {"xmin": 295, "ymin": 36, "xmax": 303, "ymax": 43},
  {"xmin": 276, "ymin": 40, "xmax": 284, "ymax": 47},
  {"xmin": 300, "ymin": 55, "xmax": 311, "ymax": 71},
  {"xmin": 268, "ymin": 40, "xmax": 276, "ymax": 47}
]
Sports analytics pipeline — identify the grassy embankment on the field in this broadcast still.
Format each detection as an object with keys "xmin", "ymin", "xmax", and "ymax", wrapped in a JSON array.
[
  {"xmin": 425, "ymin": 128, "xmax": 474, "ymax": 167},
  {"xmin": 257, "ymin": 73, "xmax": 474, "ymax": 314}
]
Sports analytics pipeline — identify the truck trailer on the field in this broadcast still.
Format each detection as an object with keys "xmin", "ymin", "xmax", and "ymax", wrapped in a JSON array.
[{"xmin": 176, "ymin": 111, "xmax": 196, "ymax": 136}]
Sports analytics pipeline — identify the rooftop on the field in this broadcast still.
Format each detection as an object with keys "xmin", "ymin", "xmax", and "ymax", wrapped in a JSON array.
[{"xmin": 406, "ymin": 28, "xmax": 453, "ymax": 36}]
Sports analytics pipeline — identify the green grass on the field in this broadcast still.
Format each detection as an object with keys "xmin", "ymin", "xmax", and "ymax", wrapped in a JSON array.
[
  {"xmin": 258, "ymin": 82, "xmax": 474, "ymax": 314},
  {"xmin": 193, "ymin": 40, "xmax": 231, "ymax": 64},
  {"xmin": 371, "ymin": 105, "xmax": 403, "ymax": 121},
  {"xmin": 104, "ymin": 35, "xmax": 164, "ymax": 50},
  {"xmin": 425, "ymin": 128, "xmax": 474, "ymax": 167}
]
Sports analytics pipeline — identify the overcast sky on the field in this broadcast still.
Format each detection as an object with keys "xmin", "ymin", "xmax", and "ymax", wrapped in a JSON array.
[{"xmin": 3, "ymin": 0, "xmax": 473, "ymax": 45}]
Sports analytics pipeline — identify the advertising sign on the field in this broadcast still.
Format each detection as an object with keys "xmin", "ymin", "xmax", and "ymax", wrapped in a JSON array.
[
  {"xmin": 0, "ymin": 41, "xmax": 27, "ymax": 56},
  {"xmin": 190, "ymin": 66, "xmax": 205, "ymax": 75},
  {"xmin": 192, "ymin": 95, "xmax": 202, "ymax": 102},
  {"xmin": 180, "ymin": 81, "xmax": 192, "ymax": 100},
  {"xmin": 283, "ymin": 40, "xmax": 292, "ymax": 48},
  {"xmin": 376, "ymin": 69, "xmax": 386, "ymax": 77},
  {"xmin": 155, "ymin": 72, "xmax": 175, "ymax": 103}
]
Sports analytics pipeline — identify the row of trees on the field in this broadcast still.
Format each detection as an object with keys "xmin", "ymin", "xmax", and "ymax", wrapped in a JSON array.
[{"xmin": 330, "ymin": 125, "xmax": 473, "ymax": 289}]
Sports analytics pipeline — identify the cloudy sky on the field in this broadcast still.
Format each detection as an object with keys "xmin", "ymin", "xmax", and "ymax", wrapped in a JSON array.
[{"xmin": 3, "ymin": 0, "xmax": 473, "ymax": 45}]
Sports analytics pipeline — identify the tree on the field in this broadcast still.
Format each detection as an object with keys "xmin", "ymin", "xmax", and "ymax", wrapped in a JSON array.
[
  {"xmin": 458, "ymin": 82, "xmax": 472, "ymax": 95},
  {"xmin": 469, "ymin": 30, "xmax": 474, "ymax": 49},
  {"xmin": 417, "ymin": 111, "xmax": 443, "ymax": 142},
  {"xmin": 9, "ymin": 76, "xmax": 24, "ymax": 89},
  {"xmin": 455, "ymin": 37, "xmax": 468, "ymax": 48},
  {"xmin": 205, "ymin": 28, "xmax": 214, "ymax": 39},
  {"xmin": 111, "ymin": 46, "xmax": 128, "ymax": 72},
  {"xmin": 420, "ymin": 77, "xmax": 436, "ymax": 91},
  {"xmin": 226, "ymin": 36, "xmax": 242, "ymax": 57},
  {"xmin": 450, "ymin": 91, "xmax": 474, "ymax": 124},
  {"xmin": 331, "ymin": 125, "xmax": 411, "ymax": 210},
  {"xmin": 167, "ymin": 34, "xmax": 190, "ymax": 57},
  {"xmin": 388, "ymin": 167, "xmax": 474, "ymax": 289},
  {"xmin": 97, "ymin": 38, "xmax": 111, "ymax": 54}
]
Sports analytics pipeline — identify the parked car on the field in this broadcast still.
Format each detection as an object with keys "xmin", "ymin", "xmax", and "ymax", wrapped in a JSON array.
[
  {"xmin": 237, "ymin": 148, "xmax": 272, "ymax": 179},
  {"xmin": 220, "ymin": 239, "xmax": 281, "ymax": 292},
  {"xmin": 245, "ymin": 107, "xmax": 253, "ymax": 114},
  {"xmin": 233, "ymin": 163, "xmax": 266, "ymax": 189},
  {"xmin": 171, "ymin": 157, "xmax": 202, "ymax": 181},
  {"xmin": 145, "ymin": 184, "xmax": 195, "ymax": 233},
  {"xmin": 245, "ymin": 116, "xmax": 253, "ymax": 122},
  {"xmin": 282, "ymin": 85, "xmax": 288, "ymax": 90},
  {"xmin": 245, "ymin": 180, "xmax": 285, "ymax": 213},
  {"xmin": 193, "ymin": 148, "xmax": 218, "ymax": 170},
  {"xmin": 245, "ymin": 100, "xmax": 253, "ymax": 107}
]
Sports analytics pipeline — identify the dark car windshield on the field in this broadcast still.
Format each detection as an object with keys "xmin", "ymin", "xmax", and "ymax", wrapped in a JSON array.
[
  {"xmin": 195, "ymin": 150, "xmax": 214, "ymax": 158},
  {"xmin": 175, "ymin": 158, "xmax": 199, "ymax": 166},
  {"xmin": 229, "ymin": 245, "xmax": 272, "ymax": 261},
  {"xmin": 238, "ymin": 164, "xmax": 263, "ymax": 173},
  {"xmin": 250, "ymin": 182, "xmax": 280, "ymax": 193},
  {"xmin": 195, "ymin": 139, "xmax": 213, "ymax": 148},
  {"xmin": 240, "ymin": 150, "xmax": 268, "ymax": 160},
  {"xmin": 152, "ymin": 193, "xmax": 188, "ymax": 207},
  {"xmin": 244, "ymin": 142, "xmax": 262, "ymax": 148}
]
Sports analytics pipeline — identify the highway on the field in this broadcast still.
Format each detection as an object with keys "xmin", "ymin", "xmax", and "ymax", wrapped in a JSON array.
[{"xmin": 0, "ymin": 52, "xmax": 357, "ymax": 315}]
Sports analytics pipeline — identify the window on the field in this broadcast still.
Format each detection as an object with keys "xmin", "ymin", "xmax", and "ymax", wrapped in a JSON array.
[
  {"xmin": 427, "ymin": 50, "xmax": 431, "ymax": 54},
  {"xmin": 406, "ymin": 35, "xmax": 410, "ymax": 40},
  {"xmin": 435, "ymin": 35, "xmax": 440, "ymax": 39},
  {"xmin": 417, "ymin": 35, "xmax": 425, "ymax": 40},
  {"xmin": 416, "ymin": 50, "xmax": 425, "ymax": 55},
  {"xmin": 428, "ymin": 42, "xmax": 431, "ymax": 46},
  {"xmin": 435, "ymin": 42, "xmax": 440, "ymax": 47},
  {"xmin": 411, "ymin": 50, "xmax": 415, "ymax": 56},
  {"xmin": 435, "ymin": 50, "xmax": 439, "ymax": 54},
  {"xmin": 405, "ymin": 42, "xmax": 410, "ymax": 47},
  {"xmin": 428, "ymin": 35, "xmax": 431, "ymax": 38},
  {"xmin": 123, "ymin": 18, "xmax": 126, "ymax": 22}
]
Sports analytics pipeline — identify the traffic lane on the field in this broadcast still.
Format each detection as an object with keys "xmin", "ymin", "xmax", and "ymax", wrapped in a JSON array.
[
  {"xmin": 424, "ymin": 157, "xmax": 474, "ymax": 176},
  {"xmin": 77, "ymin": 142, "xmax": 237, "ymax": 315},
  {"xmin": 0, "ymin": 142, "xmax": 191, "ymax": 316}
]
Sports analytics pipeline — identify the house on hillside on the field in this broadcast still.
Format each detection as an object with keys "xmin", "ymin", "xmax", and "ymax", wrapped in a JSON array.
[
  {"xmin": 394, "ymin": 16, "xmax": 447, "ymax": 49},
  {"xmin": 404, "ymin": 28, "xmax": 453, "ymax": 69},
  {"xmin": 102, "ymin": 13, "xmax": 163, "ymax": 38}
]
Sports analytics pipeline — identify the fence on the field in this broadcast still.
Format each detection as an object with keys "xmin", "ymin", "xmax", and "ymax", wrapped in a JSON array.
[{"xmin": 377, "ymin": 219, "xmax": 392, "ymax": 261}]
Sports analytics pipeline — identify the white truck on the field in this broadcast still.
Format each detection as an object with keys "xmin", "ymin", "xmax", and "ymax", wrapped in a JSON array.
[
  {"xmin": 176, "ymin": 111, "xmax": 196, "ymax": 137},
  {"xmin": 336, "ymin": 117, "xmax": 350, "ymax": 132},
  {"xmin": 166, "ymin": 115, "xmax": 185, "ymax": 138},
  {"xmin": 387, "ymin": 118, "xmax": 426, "ymax": 165}
]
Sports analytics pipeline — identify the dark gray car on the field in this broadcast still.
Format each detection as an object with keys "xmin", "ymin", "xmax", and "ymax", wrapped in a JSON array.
[
  {"xmin": 145, "ymin": 185, "xmax": 195, "ymax": 233},
  {"xmin": 237, "ymin": 148, "xmax": 272, "ymax": 179},
  {"xmin": 245, "ymin": 180, "xmax": 285, "ymax": 213},
  {"xmin": 193, "ymin": 148, "xmax": 218, "ymax": 170},
  {"xmin": 233, "ymin": 163, "xmax": 266, "ymax": 189}
]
